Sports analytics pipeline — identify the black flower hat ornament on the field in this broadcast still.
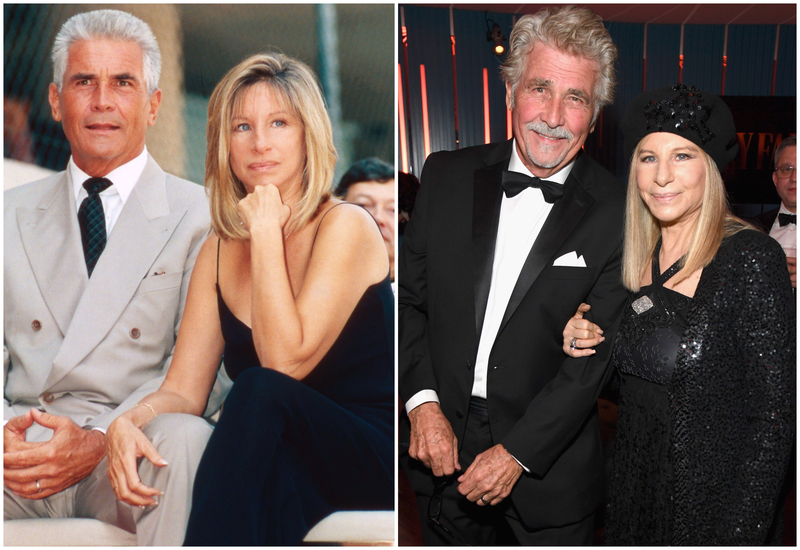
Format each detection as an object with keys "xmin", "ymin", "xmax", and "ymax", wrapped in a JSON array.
[{"xmin": 621, "ymin": 83, "xmax": 739, "ymax": 172}]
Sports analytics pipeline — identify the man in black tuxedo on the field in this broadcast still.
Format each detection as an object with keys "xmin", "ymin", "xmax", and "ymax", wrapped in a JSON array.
[
  {"xmin": 751, "ymin": 136, "xmax": 796, "ymax": 289},
  {"xmin": 399, "ymin": 6, "xmax": 629, "ymax": 545}
]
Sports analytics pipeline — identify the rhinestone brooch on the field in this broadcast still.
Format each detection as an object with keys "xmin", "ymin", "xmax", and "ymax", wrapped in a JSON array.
[{"xmin": 631, "ymin": 295, "xmax": 654, "ymax": 314}]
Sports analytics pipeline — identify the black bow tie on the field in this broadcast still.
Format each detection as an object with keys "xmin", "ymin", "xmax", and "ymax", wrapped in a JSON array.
[
  {"xmin": 501, "ymin": 170, "xmax": 564, "ymax": 203},
  {"xmin": 779, "ymin": 213, "xmax": 796, "ymax": 227}
]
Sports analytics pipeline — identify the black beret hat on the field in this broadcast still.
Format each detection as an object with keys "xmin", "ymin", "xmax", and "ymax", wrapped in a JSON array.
[{"xmin": 621, "ymin": 83, "xmax": 739, "ymax": 172}]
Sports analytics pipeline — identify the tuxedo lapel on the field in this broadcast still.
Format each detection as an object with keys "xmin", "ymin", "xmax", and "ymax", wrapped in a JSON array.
[
  {"xmin": 47, "ymin": 157, "xmax": 187, "ymax": 388},
  {"xmin": 498, "ymin": 154, "xmax": 595, "ymax": 333},
  {"xmin": 472, "ymin": 142, "xmax": 512, "ymax": 339},
  {"xmin": 16, "ymin": 173, "xmax": 87, "ymax": 337}
]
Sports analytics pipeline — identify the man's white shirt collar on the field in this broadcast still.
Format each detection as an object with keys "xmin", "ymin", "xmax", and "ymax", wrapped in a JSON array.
[
  {"xmin": 70, "ymin": 147, "xmax": 148, "ymax": 206},
  {"xmin": 507, "ymin": 139, "xmax": 575, "ymax": 186},
  {"xmin": 778, "ymin": 202, "xmax": 795, "ymax": 219},
  {"xmin": 771, "ymin": 202, "xmax": 797, "ymax": 232}
]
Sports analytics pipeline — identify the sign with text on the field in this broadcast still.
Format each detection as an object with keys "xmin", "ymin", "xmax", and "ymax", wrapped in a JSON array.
[{"xmin": 722, "ymin": 96, "xmax": 795, "ymax": 206}]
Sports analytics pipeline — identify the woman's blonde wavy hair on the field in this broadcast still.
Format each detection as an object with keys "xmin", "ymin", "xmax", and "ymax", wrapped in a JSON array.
[
  {"xmin": 206, "ymin": 52, "xmax": 336, "ymax": 240},
  {"xmin": 622, "ymin": 139, "xmax": 751, "ymax": 292}
]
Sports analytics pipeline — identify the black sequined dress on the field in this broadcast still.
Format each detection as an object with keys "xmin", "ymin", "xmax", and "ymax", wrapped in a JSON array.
[
  {"xmin": 605, "ymin": 231, "xmax": 795, "ymax": 545},
  {"xmin": 604, "ymin": 242, "xmax": 690, "ymax": 545}
]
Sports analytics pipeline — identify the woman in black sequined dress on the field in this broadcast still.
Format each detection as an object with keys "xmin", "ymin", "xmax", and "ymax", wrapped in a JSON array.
[
  {"xmin": 563, "ymin": 85, "xmax": 795, "ymax": 545},
  {"xmin": 105, "ymin": 53, "xmax": 393, "ymax": 545}
]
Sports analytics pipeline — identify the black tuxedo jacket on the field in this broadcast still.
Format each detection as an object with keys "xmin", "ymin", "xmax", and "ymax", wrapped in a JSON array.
[
  {"xmin": 749, "ymin": 207, "xmax": 779, "ymax": 233},
  {"xmin": 399, "ymin": 140, "xmax": 628, "ymax": 528}
]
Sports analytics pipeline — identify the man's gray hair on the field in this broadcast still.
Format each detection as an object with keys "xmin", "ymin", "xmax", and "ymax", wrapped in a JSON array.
[
  {"xmin": 52, "ymin": 9, "xmax": 161, "ymax": 95},
  {"xmin": 501, "ymin": 6, "xmax": 618, "ymax": 122},
  {"xmin": 774, "ymin": 135, "xmax": 796, "ymax": 168}
]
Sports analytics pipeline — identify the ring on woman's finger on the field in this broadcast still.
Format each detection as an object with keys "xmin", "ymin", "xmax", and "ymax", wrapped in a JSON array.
[
  {"xmin": 36, "ymin": 480, "xmax": 41, "ymax": 493},
  {"xmin": 569, "ymin": 337, "xmax": 578, "ymax": 350}
]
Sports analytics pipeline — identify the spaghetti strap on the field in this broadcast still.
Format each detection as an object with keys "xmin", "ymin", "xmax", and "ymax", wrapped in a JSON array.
[
  {"xmin": 216, "ymin": 237, "xmax": 221, "ymax": 286},
  {"xmin": 312, "ymin": 202, "xmax": 351, "ymax": 246},
  {"xmin": 652, "ymin": 239, "xmax": 685, "ymax": 287}
]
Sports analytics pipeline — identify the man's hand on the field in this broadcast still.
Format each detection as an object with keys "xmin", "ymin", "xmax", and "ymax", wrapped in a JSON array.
[
  {"xmin": 4, "ymin": 410, "xmax": 39, "ymax": 454},
  {"xmin": 457, "ymin": 444, "xmax": 522, "ymax": 506},
  {"xmin": 407, "ymin": 402, "xmax": 460, "ymax": 476},
  {"xmin": 4, "ymin": 409, "xmax": 106, "ymax": 499},
  {"xmin": 787, "ymin": 256, "xmax": 796, "ymax": 288}
]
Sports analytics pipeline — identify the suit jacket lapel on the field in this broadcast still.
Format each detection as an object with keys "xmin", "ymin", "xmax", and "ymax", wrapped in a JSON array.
[
  {"xmin": 498, "ymin": 153, "xmax": 596, "ymax": 333},
  {"xmin": 47, "ymin": 156, "xmax": 187, "ymax": 388},
  {"xmin": 473, "ymin": 141, "xmax": 513, "ymax": 340},
  {"xmin": 16, "ymin": 173, "xmax": 87, "ymax": 337}
]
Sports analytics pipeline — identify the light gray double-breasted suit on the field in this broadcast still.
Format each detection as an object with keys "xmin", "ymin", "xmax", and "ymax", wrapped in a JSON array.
[{"xmin": 4, "ymin": 155, "xmax": 230, "ymax": 545}]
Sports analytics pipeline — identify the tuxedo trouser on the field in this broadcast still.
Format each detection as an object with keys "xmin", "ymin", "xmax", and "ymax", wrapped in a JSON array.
[
  {"xmin": 416, "ymin": 397, "xmax": 594, "ymax": 546},
  {"xmin": 4, "ymin": 413, "xmax": 212, "ymax": 546},
  {"xmin": 183, "ymin": 367, "xmax": 393, "ymax": 546}
]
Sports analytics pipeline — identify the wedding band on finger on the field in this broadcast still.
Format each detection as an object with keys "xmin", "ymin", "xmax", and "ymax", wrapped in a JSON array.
[
  {"xmin": 480, "ymin": 495, "xmax": 488, "ymax": 504},
  {"xmin": 36, "ymin": 480, "xmax": 41, "ymax": 493},
  {"xmin": 570, "ymin": 337, "xmax": 578, "ymax": 350}
]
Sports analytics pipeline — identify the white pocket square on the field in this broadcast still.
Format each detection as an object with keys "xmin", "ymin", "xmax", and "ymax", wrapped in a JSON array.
[{"xmin": 553, "ymin": 251, "xmax": 586, "ymax": 267}]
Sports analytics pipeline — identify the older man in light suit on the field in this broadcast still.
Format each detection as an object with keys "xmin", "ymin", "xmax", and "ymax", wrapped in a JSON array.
[{"xmin": 3, "ymin": 10, "xmax": 228, "ymax": 545}]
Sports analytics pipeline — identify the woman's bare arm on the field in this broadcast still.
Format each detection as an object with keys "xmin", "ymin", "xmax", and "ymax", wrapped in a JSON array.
[{"xmin": 240, "ymin": 185, "xmax": 388, "ymax": 380}]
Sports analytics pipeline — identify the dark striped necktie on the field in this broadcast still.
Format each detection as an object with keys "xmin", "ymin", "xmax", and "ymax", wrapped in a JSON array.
[{"xmin": 78, "ymin": 177, "xmax": 113, "ymax": 277}]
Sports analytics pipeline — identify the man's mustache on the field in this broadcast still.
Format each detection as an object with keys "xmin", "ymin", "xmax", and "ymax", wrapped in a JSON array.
[{"xmin": 525, "ymin": 121, "xmax": 573, "ymax": 140}]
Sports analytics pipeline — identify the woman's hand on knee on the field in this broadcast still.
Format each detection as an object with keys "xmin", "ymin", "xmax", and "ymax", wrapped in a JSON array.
[
  {"xmin": 562, "ymin": 303, "xmax": 605, "ymax": 357},
  {"xmin": 106, "ymin": 416, "xmax": 166, "ymax": 507}
]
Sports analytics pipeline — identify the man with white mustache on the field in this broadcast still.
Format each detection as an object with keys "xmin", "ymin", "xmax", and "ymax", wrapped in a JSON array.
[{"xmin": 399, "ymin": 6, "xmax": 629, "ymax": 545}]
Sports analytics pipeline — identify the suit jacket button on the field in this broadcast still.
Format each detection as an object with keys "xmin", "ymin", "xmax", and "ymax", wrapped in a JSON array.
[
  {"xmin": 130, "ymin": 328, "xmax": 141, "ymax": 339},
  {"xmin": 456, "ymin": 410, "xmax": 464, "ymax": 419},
  {"xmin": 31, "ymin": 320, "xmax": 42, "ymax": 331},
  {"xmin": 42, "ymin": 392, "xmax": 54, "ymax": 404}
]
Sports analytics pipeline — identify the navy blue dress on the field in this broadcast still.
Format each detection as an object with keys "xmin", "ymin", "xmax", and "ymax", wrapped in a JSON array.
[{"xmin": 184, "ymin": 233, "xmax": 394, "ymax": 545}]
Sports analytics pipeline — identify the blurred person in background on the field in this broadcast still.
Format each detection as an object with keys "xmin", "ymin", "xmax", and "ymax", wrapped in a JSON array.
[
  {"xmin": 337, "ymin": 157, "xmax": 396, "ymax": 282},
  {"xmin": 398, "ymin": 171, "xmax": 420, "ymax": 244},
  {"xmin": 750, "ymin": 136, "xmax": 796, "ymax": 289}
]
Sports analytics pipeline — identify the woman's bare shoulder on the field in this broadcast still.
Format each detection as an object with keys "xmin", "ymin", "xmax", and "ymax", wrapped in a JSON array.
[
  {"xmin": 310, "ymin": 199, "xmax": 388, "ymax": 277},
  {"xmin": 194, "ymin": 232, "xmax": 221, "ymax": 266},
  {"xmin": 314, "ymin": 199, "xmax": 381, "ymax": 240}
]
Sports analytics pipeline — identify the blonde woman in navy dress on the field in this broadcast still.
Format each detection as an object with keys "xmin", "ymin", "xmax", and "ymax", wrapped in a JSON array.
[{"xmin": 105, "ymin": 53, "xmax": 394, "ymax": 545}]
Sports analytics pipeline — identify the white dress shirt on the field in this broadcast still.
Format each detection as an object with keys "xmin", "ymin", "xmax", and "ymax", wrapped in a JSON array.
[
  {"xmin": 768, "ymin": 203, "xmax": 797, "ymax": 258},
  {"xmin": 70, "ymin": 147, "xmax": 148, "ymax": 236},
  {"xmin": 404, "ymin": 142, "xmax": 575, "ymax": 413},
  {"xmin": 67, "ymin": 147, "xmax": 148, "ymax": 434}
]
